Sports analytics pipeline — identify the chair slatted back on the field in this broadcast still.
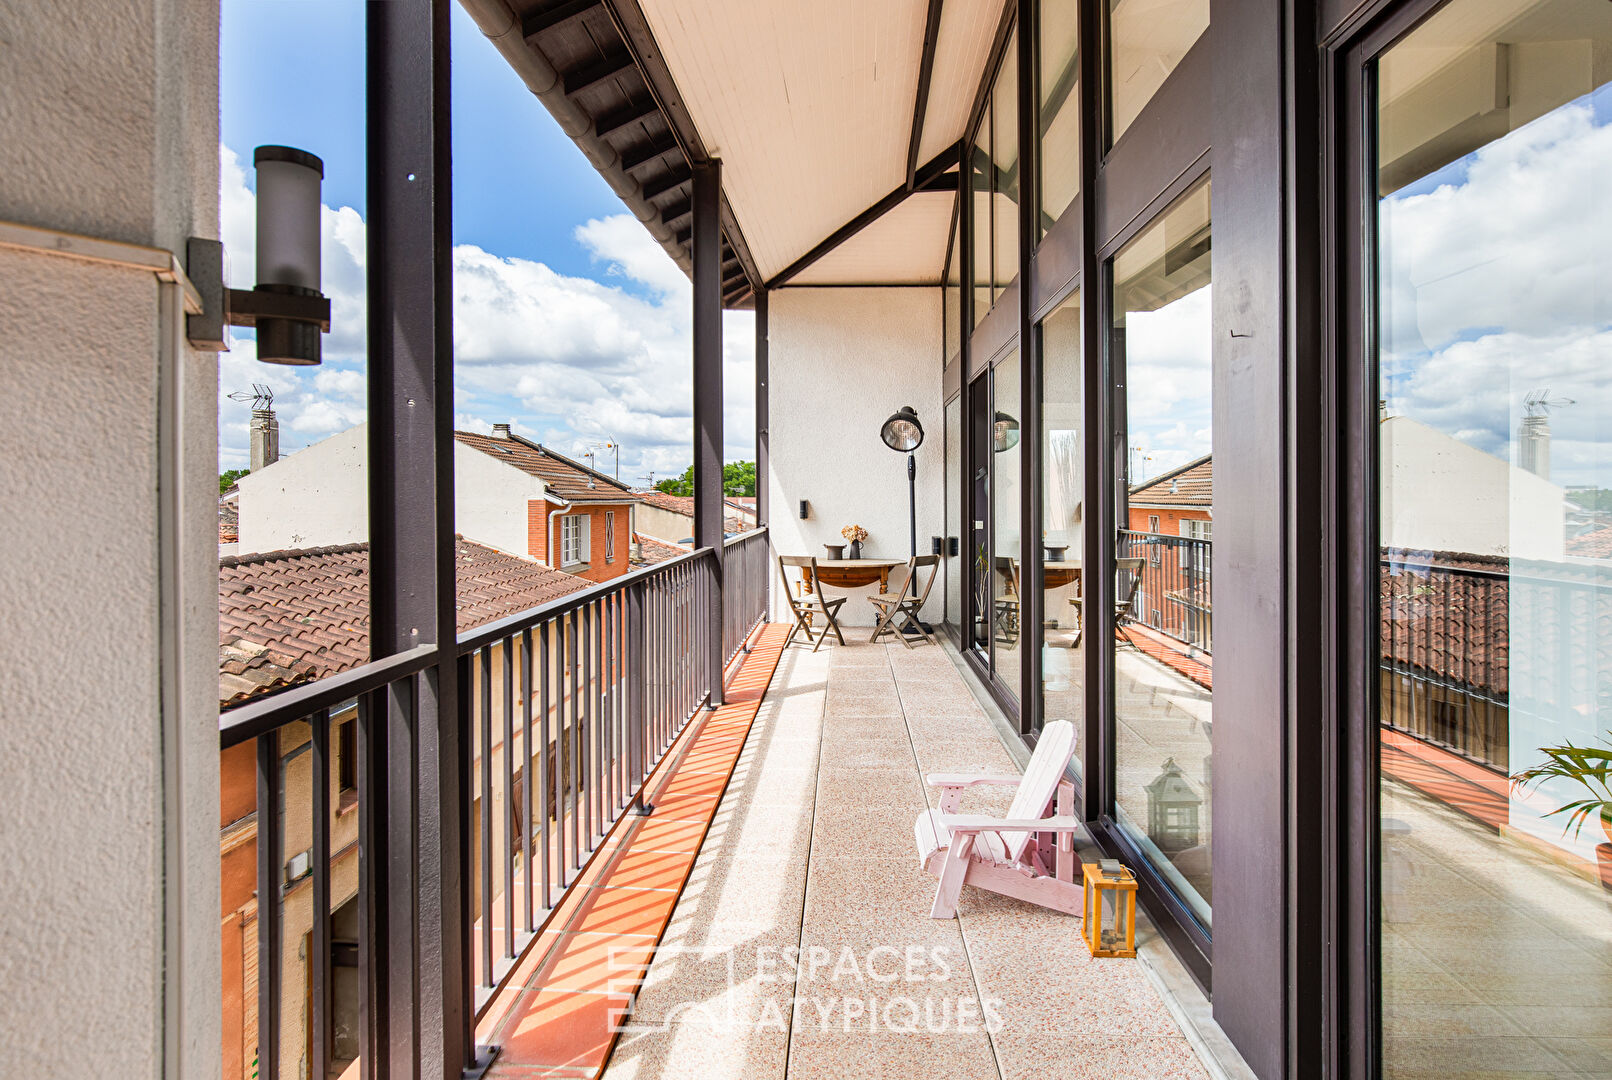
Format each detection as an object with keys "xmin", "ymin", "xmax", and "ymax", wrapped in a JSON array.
[
  {"xmin": 999, "ymin": 720, "xmax": 1077, "ymax": 863},
  {"xmin": 908, "ymin": 554, "xmax": 940, "ymax": 608},
  {"xmin": 778, "ymin": 555, "xmax": 819, "ymax": 612}
]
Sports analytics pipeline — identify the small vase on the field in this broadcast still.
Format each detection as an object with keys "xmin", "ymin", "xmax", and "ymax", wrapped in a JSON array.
[{"xmin": 850, "ymin": 540, "xmax": 862, "ymax": 559}]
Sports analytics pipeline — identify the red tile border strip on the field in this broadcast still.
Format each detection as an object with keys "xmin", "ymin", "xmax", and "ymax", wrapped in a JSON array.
[{"xmin": 485, "ymin": 623, "xmax": 789, "ymax": 1078}]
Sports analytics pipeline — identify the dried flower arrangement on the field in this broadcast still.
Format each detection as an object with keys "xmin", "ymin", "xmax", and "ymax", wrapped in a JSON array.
[{"xmin": 840, "ymin": 524, "xmax": 868, "ymax": 544}]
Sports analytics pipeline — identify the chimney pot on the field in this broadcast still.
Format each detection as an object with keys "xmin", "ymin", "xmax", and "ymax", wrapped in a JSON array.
[{"xmin": 492, "ymin": 423, "xmax": 511, "ymax": 439}]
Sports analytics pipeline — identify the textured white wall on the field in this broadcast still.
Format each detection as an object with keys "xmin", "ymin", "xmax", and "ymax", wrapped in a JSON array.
[
  {"xmin": 769, "ymin": 288, "xmax": 944, "ymax": 626},
  {"xmin": 0, "ymin": 1, "xmax": 220, "ymax": 1076},
  {"xmin": 636, "ymin": 503, "xmax": 694, "ymax": 544},
  {"xmin": 238, "ymin": 424, "xmax": 549, "ymax": 557}
]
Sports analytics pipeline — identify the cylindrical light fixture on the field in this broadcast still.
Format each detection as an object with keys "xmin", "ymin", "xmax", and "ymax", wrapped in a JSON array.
[
  {"xmin": 253, "ymin": 145, "xmax": 325, "ymax": 365},
  {"xmin": 993, "ymin": 410, "xmax": 1020, "ymax": 453}
]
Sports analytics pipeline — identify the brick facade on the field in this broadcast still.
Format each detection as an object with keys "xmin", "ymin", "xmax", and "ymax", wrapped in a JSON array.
[{"xmin": 527, "ymin": 500, "xmax": 635, "ymax": 584}]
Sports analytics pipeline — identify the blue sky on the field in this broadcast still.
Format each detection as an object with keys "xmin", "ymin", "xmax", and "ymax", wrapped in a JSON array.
[{"xmin": 219, "ymin": 0, "xmax": 755, "ymax": 483}]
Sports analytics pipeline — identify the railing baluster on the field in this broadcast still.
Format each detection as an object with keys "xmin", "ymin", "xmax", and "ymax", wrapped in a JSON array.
[
  {"xmin": 311, "ymin": 709, "xmax": 333, "ymax": 1080},
  {"xmin": 521, "ymin": 628, "xmax": 534, "ymax": 932},
  {"xmin": 502, "ymin": 635, "xmax": 516, "ymax": 963},
  {"xmin": 478, "ymin": 648, "xmax": 493, "ymax": 987},
  {"xmin": 539, "ymin": 620, "xmax": 553, "ymax": 908},
  {"xmin": 256, "ymin": 731, "xmax": 282, "ymax": 1080}
]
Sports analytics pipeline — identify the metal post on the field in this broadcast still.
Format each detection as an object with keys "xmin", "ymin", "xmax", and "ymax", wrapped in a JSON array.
[
  {"xmin": 366, "ymin": 0, "xmax": 473, "ymax": 1075},
  {"xmin": 755, "ymin": 289, "xmax": 770, "ymax": 618},
  {"xmin": 693, "ymin": 158, "xmax": 725, "ymax": 706}
]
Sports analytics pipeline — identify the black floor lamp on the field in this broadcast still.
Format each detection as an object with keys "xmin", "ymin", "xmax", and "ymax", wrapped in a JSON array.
[{"xmin": 880, "ymin": 406, "xmax": 924, "ymax": 610}]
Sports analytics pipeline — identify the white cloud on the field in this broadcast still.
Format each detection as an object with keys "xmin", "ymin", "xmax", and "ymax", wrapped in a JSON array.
[
  {"xmin": 1380, "ymin": 95, "xmax": 1612, "ymax": 488},
  {"xmin": 217, "ymin": 143, "xmax": 759, "ymax": 481}
]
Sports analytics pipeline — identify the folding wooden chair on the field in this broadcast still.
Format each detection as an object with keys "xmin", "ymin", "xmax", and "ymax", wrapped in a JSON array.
[
  {"xmin": 868, "ymin": 554, "xmax": 940, "ymax": 648},
  {"xmin": 1070, "ymin": 556, "xmax": 1145, "ymax": 650},
  {"xmin": 778, "ymin": 555, "xmax": 846, "ymax": 651}
]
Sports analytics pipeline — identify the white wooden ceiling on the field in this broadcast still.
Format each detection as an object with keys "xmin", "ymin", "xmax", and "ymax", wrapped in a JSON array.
[
  {"xmin": 636, "ymin": 0, "xmax": 1004, "ymax": 285},
  {"xmin": 790, "ymin": 191, "xmax": 957, "ymax": 285}
]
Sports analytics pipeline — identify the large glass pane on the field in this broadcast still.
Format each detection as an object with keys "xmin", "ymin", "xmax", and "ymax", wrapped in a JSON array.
[
  {"xmin": 946, "ymin": 395, "xmax": 963, "ymax": 635},
  {"xmin": 972, "ymin": 117, "xmax": 992, "ymax": 327},
  {"xmin": 1039, "ymin": 0, "xmax": 1081, "ymax": 233},
  {"xmin": 1110, "ymin": 180, "xmax": 1212, "ymax": 925},
  {"xmin": 993, "ymin": 350, "xmax": 1023, "ymax": 698},
  {"xmin": 1042, "ymin": 292, "xmax": 1083, "ymax": 752},
  {"xmin": 1375, "ymin": 2, "xmax": 1612, "ymax": 1073},
  {"xmin": 1107, "ymin": 0, "xmax": 1207, "ymax": 145},
  {"xmin": 993, "ymin": 30, "xmax": 1020, "ymax": 300}
]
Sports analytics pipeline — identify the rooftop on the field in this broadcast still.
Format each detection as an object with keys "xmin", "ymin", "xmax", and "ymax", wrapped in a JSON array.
[
  {"xmin": 218, "ymin": 537, "xmax": 589, "ymax": 707},
  {"xmin": 1130, "ymin": 454, "xmax": 1212, "ymax": 509},
  {"xmin": 455, "ymin": 428, "xmax": 638, "ymax": 502}
]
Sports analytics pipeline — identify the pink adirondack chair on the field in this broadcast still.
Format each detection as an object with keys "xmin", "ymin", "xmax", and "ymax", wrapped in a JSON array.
[{"xmin": 914, "ymin": 719, "xmax": 1081, "ymax": 918}]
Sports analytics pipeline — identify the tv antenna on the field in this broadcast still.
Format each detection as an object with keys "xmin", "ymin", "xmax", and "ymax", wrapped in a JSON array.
[
  {"xmin": 583, "ymin": 439, "xmax": 621, "ymax": 480},
  {"xmin": 1525, "ymin": 388, "xmax": 1574, "ymax": 417},
  {"xmin": 227, "ymin": 383, "xmax": 275, "ymax": 410}
]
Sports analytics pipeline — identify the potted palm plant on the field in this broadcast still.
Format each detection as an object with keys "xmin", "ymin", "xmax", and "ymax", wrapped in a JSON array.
[
  {"xmin": 1511, "ymin": 738, "xmax": 1612, "ymax": 841},
  {"xmin": 1511, "ymin": 737, "xmax": 1612, "ymax": 889}
]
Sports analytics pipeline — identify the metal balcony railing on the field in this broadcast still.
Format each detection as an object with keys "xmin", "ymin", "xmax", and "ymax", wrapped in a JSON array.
[
  {"xmin": 1118, "ymin": 530, "xmax": 1213, "ymax": 655},
  {"xmin": 221, "ymin": 527, "xmax": 769, "ymax": 1080}
]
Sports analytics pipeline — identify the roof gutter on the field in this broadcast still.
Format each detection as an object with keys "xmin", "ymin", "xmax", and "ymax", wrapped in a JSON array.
[{"xmin": 457, "ymin": 0, "xmax": 693, "ymax": 276}]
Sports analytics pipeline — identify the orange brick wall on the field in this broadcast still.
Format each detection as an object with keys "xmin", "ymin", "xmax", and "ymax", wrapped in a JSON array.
[
  {"xmin": 527, "ymin": 500, "xmax": 633, "ymax": 583},
  {"xmin": 1127, "ymin": 506, "xmax": 1210, "ymax": 536}
]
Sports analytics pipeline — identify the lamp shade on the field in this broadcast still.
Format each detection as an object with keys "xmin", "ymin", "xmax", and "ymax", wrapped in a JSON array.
[
  {"xmin": 254, "ymin": 145, "xmax": 325, "ymax": 365},
  {"xmin": 993, "ymin": 411, "xmax": 1020, "ymax": 453},
  {"xmin": 880, "ymin": 406, "xmax": 924, "ymax": 452}
]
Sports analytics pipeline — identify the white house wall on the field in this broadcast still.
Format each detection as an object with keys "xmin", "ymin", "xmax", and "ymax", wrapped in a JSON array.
[
  {"xmin": 768, "ymin": 287, "xmax": 944, "ymax": 626},
  {"xmin": 636, "ymin": 504, "xmax": 694, "ymax": 545},
  {"xmin": 237, "ymin": 424, "xmax": 548, "ymax": 557},
  {"xmin": 0, "ymin": 0, "xmax": 222, "ymax": 1075}
]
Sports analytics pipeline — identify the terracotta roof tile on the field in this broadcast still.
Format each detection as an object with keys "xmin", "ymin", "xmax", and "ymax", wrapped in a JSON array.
[
  {"xmin": 1130, "ymin": 454, "xmax": 1212, "ymax": 508},
  {"xmin": 454, "ymin": 430, "xmax": 635, "ymax": 502},
  {"xmin": 632, "ymin": 533, "xmax": 689, "ymax": 565},
  {"xmin": 219, "ymin": 538, "xmax": 589, "ymax": 708}
]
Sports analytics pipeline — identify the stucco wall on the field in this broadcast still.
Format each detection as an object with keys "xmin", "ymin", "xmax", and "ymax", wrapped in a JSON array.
[
  {"xmin": 237, "ymin": 424, "xmax": 549, "ymax": 557},
  {"xmin": 768, "ymin": 288, "xmax": 944, "ymax": 626},
  {"xmin": 0, "ymin": 1, "xmax": 221, "ymax": 1077},
  {"xmin": 635, "ymin": 503, "xmax": 694, "ymax": 545}
]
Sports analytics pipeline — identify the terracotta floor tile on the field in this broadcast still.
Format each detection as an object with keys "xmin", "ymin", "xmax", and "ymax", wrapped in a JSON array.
[
  {"xmin": 497, "ymin": 989, "xmax": 627, "ymax": 1070},
  {"xmin": 631, "ymin": 816, "xmax": 710, "ymax": 853},
  {"xmin": 607, "ymin": 846, "xmax": 698, "ymax": 892}
]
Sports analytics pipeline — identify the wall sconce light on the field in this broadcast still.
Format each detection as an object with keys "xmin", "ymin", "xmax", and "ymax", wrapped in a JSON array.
[
  {"xmin": 947, "ymin": 536, "xmax": 959, "ymax": 557},
  {"xmin": 931, "ymin": 536, "xmax": 943, "ymax": 555},
  {"xmin": 993, "ymin": 410, "xmax": 1020, "ymax": 453},
  {"xmin": 202, "ymin": 146, "xmax": 332, "ymax": 364},
  {"xmin": 799, "ymin": 500, "xmax": 810, "ymax": 520}
]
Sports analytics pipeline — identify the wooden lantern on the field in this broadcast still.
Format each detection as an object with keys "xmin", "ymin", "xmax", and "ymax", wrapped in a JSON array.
[{"xmin": 1082, "ymin": 859, "xmax": 1138, "ymax": 958}]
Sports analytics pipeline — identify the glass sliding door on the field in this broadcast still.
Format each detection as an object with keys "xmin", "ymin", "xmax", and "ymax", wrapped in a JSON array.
[
  {"xmin": 945, "ymin": 394, "xmax": 962, "ymax": 639},
  {"xmin": 1109, "ymin": 180, "xmax": 1213, "ymax": 926},
  {"xmin": 1372, "ymin": 1, "xmax": 1612, "ymax": 1073},
  {"xmin": 1039, "ymin": 0, "xmax": 1080, "ymax": 236},
  {"xmin": 993, "ymin": 349, "xmax": 1024, "ymax": 700},
  {"xmin": 1041, "ymin": 293, "xmax": 1083, "ymax": 752}
]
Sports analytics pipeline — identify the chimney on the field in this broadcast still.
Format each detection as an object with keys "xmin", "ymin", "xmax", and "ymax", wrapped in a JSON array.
[
  {"xmin": 250, "ymin": 407, "xmax": 280, "ymax": 471},
  {"xmin": 491, "ymin": 423, "xmax": 511, "ymax": 439},
  {"xmin": 1519, "ymin": 414, "xmax": 1551, "ymax": 480}
]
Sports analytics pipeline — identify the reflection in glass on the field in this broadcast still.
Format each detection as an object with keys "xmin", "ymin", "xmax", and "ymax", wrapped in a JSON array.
[
  {"xmin": 993, "ymin": 350, "xmax": 1022, "ymax": 699},
  {"xmin": 1042, "ymin": 293, "xmax": 1083, "ymax": 752},
  {"xmin": 1110, "ymin": 180, "xmax": 1212, "ymax": 925},
  {"xmin": 1040, "ymin": 0, "xmax": 1080, "ymax": 234},
  {"xmin": 945, "ymin": 216, "xmax": 961, "ymax": 359},
  {"xmin": 993, "ymin": 29, "xmax": 1020, "ymax": 301},
  {"xmin": 945, "ymin": 395, "xmax": 962, "ymax": 635},
  {"xmin": 1107, "ymin": 0, "xmax": 1207, "ymax": 144},
  {"xmin": 972, "ymin": 116, "xmax": 992, "ymax": 326},
  {"xmin": 1375, "ymin": 1, "xmax": 1612, "ymax": 1073}
]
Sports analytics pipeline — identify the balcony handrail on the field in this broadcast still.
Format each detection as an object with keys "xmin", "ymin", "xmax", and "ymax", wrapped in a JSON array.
[
  {"xmin": 454, "ymin": 542, "xmax": 718, "ymax": 653},
  {"xmin": 723, "ymin": 524, "xmax": 768, "ymax": 549},
  {"xmin": 219, "ymin": 642, "xmax": 437, "ymax": 749}
]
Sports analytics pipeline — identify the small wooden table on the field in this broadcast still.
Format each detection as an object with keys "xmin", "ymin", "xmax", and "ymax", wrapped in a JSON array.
[
  {"xmin": 801, "ymin": 558, "xmax": 904, "ymax": 594},
  {"xmin": 1044, "ymin": 560, "xmax": 1082, "ymax": 590}
]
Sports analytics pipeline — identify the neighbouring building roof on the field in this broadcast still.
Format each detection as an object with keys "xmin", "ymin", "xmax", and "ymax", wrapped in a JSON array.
[
  {"xmin": 1130, "ymin": 454, "xmax": 1212, "ymax": 509},
  {"xmin": 1568, "ymin": 524, "xmax": 1612, "ymax": 559},
  {"xmin": 219, "ymin": 537, "xmax": 589, "ymax": 708},
  {"xmin": 637, "ymin": 492, "xmax": 749, "ymax": 535},
  {"xmin": 454, "ymin": 429, "xmax": 636, "ymax": 503},
  {"xmin": 218, "ymin": 494, "xmax": 238, "ymax": 545},
  {"xmin": 632, "ymin": 533, "xmax": 689, "ymax": 565}
]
